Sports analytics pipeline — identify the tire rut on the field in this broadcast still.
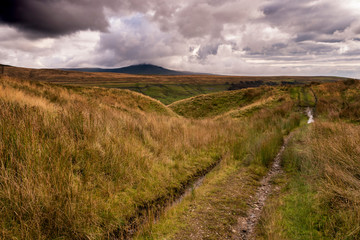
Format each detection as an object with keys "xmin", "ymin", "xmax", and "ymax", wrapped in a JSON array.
[
  {"xmin": 232, "ymin": 133, "xmax": 293, "ymax": 240},
  {"xmin": 233, "ymin": 106, "xmax": 315, "ymax": 240}
]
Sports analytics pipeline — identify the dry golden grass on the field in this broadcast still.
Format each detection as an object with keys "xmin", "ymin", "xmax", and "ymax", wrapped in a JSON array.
[
  {"xmin": 1, "ymin": 64, "xmax": 347, "ymax": 85},
  {"xmin": 136, "ymin": 97, "xmax": 302, "ymax": 239},
  {"xmin": 2, "ymin": 64, "xmax": 348, "ymax": 106},
  {"xmin": 258, "ymin": 121, "xmax": 360, "ymax": 240},
  {"xmin": 313, "ymin": 79, "xmax": 360, "ymax": 121},
  {"xmin": 0, "ymin": 85, "xmax": 57, "ymax": 112},
  {"xmin": 0, "ymin": 76, "xmax": 269, "ymax": 239},
  {"xmin": 1, "ymin": 73, "xmax": 353, "ymax": 239}
]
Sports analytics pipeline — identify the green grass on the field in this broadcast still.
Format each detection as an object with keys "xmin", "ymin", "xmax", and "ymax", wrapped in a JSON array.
[
  {"xmin": 257, "ymin": 80, "xmax": 360, "ymax": 240},
  {"xmin": 1, "ymin": 75, "xmax": 359, "ymax": 239},
  {"xmin": 136, "ymin": 101, "xmax": 302, "ymax": 239},
  {"xmin": 279, "ymin": 178, "xmax": 326, "ymax": 240},
  {"xmin": 0, "ymin": 76, "xmax": 303, "ymax": 239},
  {"xmin": 112, "ymin": 83, "xmax": 230, "ymax": 105},
  {"xmin": 289, "ymin": 86, "xmax": 316, "ymax": 107},
  {"xmin": 3, "ymin": 64, "xmax": 349, "ymax": 105},
  {"xmin": 0, "ymin": 77, "xmax": 241, "ymax": 239},
  {"xmin": 258, "ymin": 121, "xmax": 360, "ymax": 240},
  {"xmin": 169, "ymin": 87, "xmax": 275, "ymax": 118}
]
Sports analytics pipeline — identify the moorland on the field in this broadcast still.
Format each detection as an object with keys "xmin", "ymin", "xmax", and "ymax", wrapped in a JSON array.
[{"xmin": 0, "ymin": 65, "xmax": 359, "ymax": 239}]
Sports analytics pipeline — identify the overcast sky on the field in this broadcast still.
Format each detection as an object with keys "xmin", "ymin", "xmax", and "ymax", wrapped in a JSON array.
[{"xmin": 1, "ymin": 0, "xmax": 360, "ymax": 77}]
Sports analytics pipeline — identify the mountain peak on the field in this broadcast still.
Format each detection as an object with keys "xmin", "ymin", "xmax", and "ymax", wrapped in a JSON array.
[{"xmin": 63, "ymin": 64, "xmax": 197, "ymax": 75}]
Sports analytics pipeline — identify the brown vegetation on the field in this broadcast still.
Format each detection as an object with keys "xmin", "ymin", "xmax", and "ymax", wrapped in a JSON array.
[
  {"xmin": 257, "ymin": 79, "xmax": 360, "ymax": 239},
  {"xmin": 258, "ymin": 121, "xmax": 360, "ymax": 240},
  {"xmin": 1, "ymin": 64, "xmax": 347, "ymax": 85},
  {"xmin": 0, "ymin": 70, "xmax": 358, "ymax": 239},
  {"xmin": 0, "ymin": 76, "xmax": 300, "ymax": 239}
]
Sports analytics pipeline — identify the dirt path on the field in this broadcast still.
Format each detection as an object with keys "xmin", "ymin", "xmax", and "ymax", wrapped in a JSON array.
[
  {"xmin": 124, "ymin": 159, "xmax": 222, "ymax": 239},
  {"xmin": 214, "ymin": 96, "xmax": 278, "ymax": 120},
  {"xmin": 232, "ymin": 133, "xmax": 293, "ymax": 240},
  {"xmin": 233, "ymin": 108, "xmax": 315, "ymax": 240}
]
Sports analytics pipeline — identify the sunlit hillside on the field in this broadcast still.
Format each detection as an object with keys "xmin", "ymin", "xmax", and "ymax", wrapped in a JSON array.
[
  {"xmin": 1, "ymin": 73, "xmax": 359, "ymax": 239},
  {"xmin": 2, "ymin": 0, "xmax": 360, "ymax": 239},
  {"xmin": 0, "ymin": 74, "xmax": 303, "ymax": 239},
  {"xmin": 1, "ymin": 64, "xmax": 348, "ymax": 104}
]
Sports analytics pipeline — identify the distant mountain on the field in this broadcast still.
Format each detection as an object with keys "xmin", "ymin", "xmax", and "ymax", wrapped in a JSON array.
[{"xmin": 63, "ymin": 64, "xmax": 203, "ymax": 75}]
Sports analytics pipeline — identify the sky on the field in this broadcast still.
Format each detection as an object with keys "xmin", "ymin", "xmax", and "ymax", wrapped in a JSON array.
[{"xmin": 1, "ymin": 0, "xmax": 360, "ymax": 77}]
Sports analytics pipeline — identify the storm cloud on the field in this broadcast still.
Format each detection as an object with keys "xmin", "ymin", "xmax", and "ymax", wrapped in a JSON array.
[
  {"xmin": 261, "ymin": 0, "xmax": 359, "ymax": 42},
  {"xmin": 0, "ymin": 0, "xmax": 114, "ymax": 38},
  {"xmin": 0, "ymin": 0, "xmax": 360, "ymax": 77}
]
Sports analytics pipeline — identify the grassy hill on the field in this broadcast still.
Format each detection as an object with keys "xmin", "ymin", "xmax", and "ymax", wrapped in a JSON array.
[
  {"xmin": 1, "ymin": 66, "xmax": 359, "ymax": 239},
  {"xmin": 0, "ymin": 74, "xmax": 304, "ymax": 239},
  {"xmin": 168, "ymin": 81, "xmax": 325, "ymax": 120},
  {"xmin": 63, "ymin": 64, "xmax": 196, "ymax": 75},
  {"xmin": 137, "ymin": 80, "xmax": 360, "ymax": 240},
  {"xmin": 0, "ymin": 64, "xmax": 348, "ymax": 104},
  {"xmin": 257, "ymin": 79, "xmax": 360, "ymax": 239},
  {"xmin": 169, "ymin": 86, "xmax": 282, "ymax": 118}
]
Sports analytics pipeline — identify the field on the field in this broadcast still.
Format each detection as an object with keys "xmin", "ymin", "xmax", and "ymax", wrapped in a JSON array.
[
  {"xmin": 1, "ymin": 64, "xmax": 347, "ymax": 104},
  {"xmin": 111, "ymin": 83, "xmax": 230, "ymax": 105},
  {"xmin": 0, "ymin": 66, "xmax": 359, "ymax": 239},
  {"xmin": 141, "ymin": 80, "xmax": 360, "ymax": 240},
  {"xmin": 257, "ymin": 80, "xmax": 360, "ymax": 240}
]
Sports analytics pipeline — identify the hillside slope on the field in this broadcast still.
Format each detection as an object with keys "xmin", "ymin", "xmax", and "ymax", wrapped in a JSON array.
[
  {"xmin": 169, "ymin": 87, "xmax": 274, "ymax": 118},
  {"xmin": 136, "ymin": 80, "xmax": 360, "ymax": 240},
  {"xmin": 0, "ymin": 76, "xmax": 275, "ymax": 239},
  {"xmin": 0, "ymin": 64, "xmax": 349, "ymax": 105},
  {"xmin": 63, "ymin": 64, "xmax": 196, "ymax": 75},
  {"xmin": 258, "ymin": 80, "xmax": 360, "ymax": 240},
  {"xmin": 1, "ymin": 72, "xmax": 358, "ymax": 239},
  {"xmin": 0, "ymin": 75, "xmax": 304, "ymax": 239}
]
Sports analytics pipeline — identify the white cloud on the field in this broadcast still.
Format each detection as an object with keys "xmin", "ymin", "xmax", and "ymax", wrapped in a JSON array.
[
  {"xmin": 1, "ymin": 0, "xmax": 360, "ymax": 77},
  {"xmin": 0, "ymin": 26, "xmax": 99, "ymax": 68}
]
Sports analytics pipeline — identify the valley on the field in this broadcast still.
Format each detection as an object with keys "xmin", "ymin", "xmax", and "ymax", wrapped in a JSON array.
[
  {"xmin": 0, "ymin": 67, "xmax": 359, "ymax": 239},
  {"xmin": 0, "ymin": 64, "xmax": 346, "ymax": 104},
  {"xmin": 2, "ymin": 0, "xmax": 360, "ymax": 239}
]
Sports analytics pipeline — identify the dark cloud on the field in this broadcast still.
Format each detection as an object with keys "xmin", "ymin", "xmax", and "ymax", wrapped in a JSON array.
[
  {"xmin": 0, "ymin": 0, "xmax": 112, "ymax": 38},
  {"xmin": 295, "ymin": 34, "xmax": 342, "ymax": 43},
  {"xmin": 154, "ymin": 0, "xmax": 263, "ymax": 39},
  {"xmin": 245, "ymin": 40, "xmax": 338, "ymax": 59},
  {"xmin": 261, "ymin": 0, "xmax": 357, "ymax": 41},
  {"xmin": 344, "ymin": 49, "xmax": 360, "ymax": 56},
  {"xmin": 177, "ymin": 4, "xmax": 220, "ymax": 38},
  {"xmin": 197, "ymin": 41, "xmax": 221, "ymax": 59},
  {"xmin": 0, "ymin": 0, "xmax": 194, "ymax": 38},
  {"xmin": 299, "ymin": 42, "xmax": 335, "ymax": 54},
  {"xmin": 294, "ymin": 33, "xmax": 317, "ymax": 42},
  {"xmin": 1, "ymin": 0, "xmax": 360, "ymax": 78},
  {"xmin": 94, "ymin": 15, "xmax": 183, "ymax": 67},
  {"xmin": 316, "ymin": 37, "xmax": 343, "ymax": 43}
]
